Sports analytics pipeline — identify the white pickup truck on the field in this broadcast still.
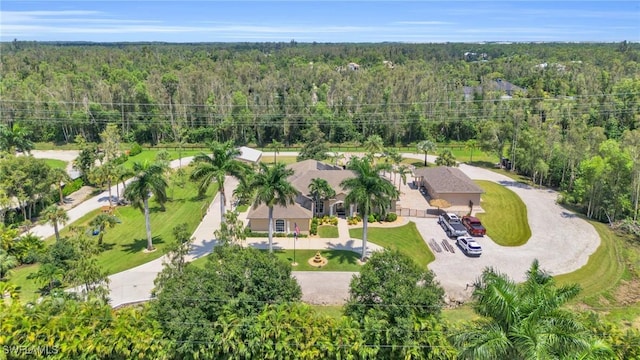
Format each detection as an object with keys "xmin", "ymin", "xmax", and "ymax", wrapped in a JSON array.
[{"xmin": 438, "ymin": 213, "xmax": 469, "ymax": 238}]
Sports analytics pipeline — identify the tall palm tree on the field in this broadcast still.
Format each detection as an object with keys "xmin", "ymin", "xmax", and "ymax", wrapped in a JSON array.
[
  {"xmin": 124, "ymin": 161, "xmax": 168, "ymax": 252},
  {"xmin": 40, "ymin": 205, "xmax": 69, "ymax": 242},
  {"xmin": 49, "ymin": 167, "xmax": 71, "ymax": 205},
  {"xmin": 452, "ymin": 260, "xmax": 613, "ymax": 360},
  {"xmin": 396, "ymin": 165, "xmax": 410, "ymax": 192},
  {"xmin": 190, "ymin": 141, "xmax": 250, "ymax": 223},
  {"xmin": 308, "ymin": 178, "xmax": 336, "ymax": 217},
  {"xmin": 251, "ymin": 162, "xmax": 297, "ymax": 253},
  {"xmin": 416, "ymin": 139, "xmax": 436, "ymax": 167},
  {"xmin": 269, "ymin": 139, "xmax": 283, "ymax": 164},
  {"xmin": 0, "ymin": 123, "xmax": 33, "ymax": 154},
  {"xmin": 89, "ymin": 213, "xmax": 119, "ymax": 245},
  {"xmin": 363, "ymin": 134, "xmax": 385, "ymax": 160},
  {"xmin": 340, "ymin": 157, "xmax": 399, "ymax": 260},
  {"xmin": 465, "ymin": 139, "xmax": 478, "ymax": 163}
]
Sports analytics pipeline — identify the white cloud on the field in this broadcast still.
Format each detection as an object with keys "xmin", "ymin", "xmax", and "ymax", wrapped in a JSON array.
[{"xmin": 394, "ymin": 21, "xmax": 454, "ymax": 26}]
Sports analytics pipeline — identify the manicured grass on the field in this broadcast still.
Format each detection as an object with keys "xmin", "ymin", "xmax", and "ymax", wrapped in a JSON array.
[
  {"xmin": 191, "ymin": 249, "xmax": 362, "ymax": 272},
  {"xmin": 318, "ymin": 225, "xmax": 339, "ymax": 238},
  {"xmin": 475, "ymin": 180, "xmax": 531, "ymax": 246},
  {"xmin": 9, "ymin": 171, "xmax": 217, "ymax": 300},
  {"xmin": 42, "ymin": 158, "xmax": 67, "ymax": 169},
  {"xmin": 349, "ymin": 222, "xmax": 435, "ymax": 267},
  {"xmin": 442, "ymin": 304, "xmax": 480, "ymax": 324},
  {"xmin": 310, "ymin": 305, "xmax": 344, "ymax": 319},
  {"xmin": 236, "ymin": 204, "xmax": 249, "ymax": 213},
  {"xmin": 7, "ymin": 264, "xmax": 40, "ymax": 303},
  {"xmin": 122, "ymin": 149, "xmax": 201, "ymax": 168},
  {"xmin": 555, "ymin": 220, "xmax": 626, "ymax": 306},
  {"xmin": 34, "ymin": 142, "xmax": 79, "ymax": 150},
  {"xmin": 260, "ymin": 156, "xmax": 298, "ymax": 165}
]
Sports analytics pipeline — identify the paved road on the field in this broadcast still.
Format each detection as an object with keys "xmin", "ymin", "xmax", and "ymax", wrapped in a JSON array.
[{"xmin": 30, "ymin": 150, "xmax": 600, "ymax": 306}]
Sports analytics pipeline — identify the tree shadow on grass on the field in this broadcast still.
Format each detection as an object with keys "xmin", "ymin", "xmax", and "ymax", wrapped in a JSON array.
[
  {"xmin": 121, "ymin": 235, "xmax": 164, "ymax": 253},
  {"xmin": 468, "ymin": 160, "xmax": 496, "ymax": 168},
  {"xmin": 98, "ymin": 242, "xmax": 116, "ymax": 252},
  {"xmin": 324, "ymin": 250, "xmax": 358, "ymax": 265}
]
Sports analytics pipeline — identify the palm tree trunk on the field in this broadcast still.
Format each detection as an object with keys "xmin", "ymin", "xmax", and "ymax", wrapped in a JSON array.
[
  {"xmin": 98, "ymin": 225, "xmax": 105, "ymax": 245},
  {"xmin": 220, "ymin": 186, "xmax": 226, "ymax": 223},
  {"xmin": 107, "ymin": 178, "xmax": 113, "ymax": 208},
  {"xmin": 268, "ymin": 206, "xmax": 274, "ymax": 253},
  {"xmin": 144, "ymin": 197, "xmax": 153, "ymax": 251},
  {"xmin": 424, "ymin": 153, "xmax": 428, "ymax": 167},
  {"xmin": 58, "ymin": 185, "xmax": 64, "ymax": 204},
  {"xmin": 54, "ymin": 222, "xmax": 60, "ymax": 242},
  {"xmin": 362, "ymin": 210, "xmax": 368, "ymax": 261}
]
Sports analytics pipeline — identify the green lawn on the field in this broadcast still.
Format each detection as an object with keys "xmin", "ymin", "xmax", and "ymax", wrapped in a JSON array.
[
  {"xmin": 349, "ymin": 222, "xmax": 434, "ymax": 267},
  {"xmin": 318, "ymin": 225, "xmax": 339, "ymax": 238},
  {"xmin": 9, "ymin": 171, "xmax": 217, "ymax": 301},
  {"xmin": 555, "ymin": 220, "xmax": 626, "ymax": 305},
  {"xmin": 475, "ymin": 180, "xmax": 531, "ymax": 246},
  {"xmin": 122, "ymin": 149, "xmax": 202, "ymax": 168},
  {"xmin": 260, "ymin": 155, "xmax": 298, "ymax": 165},
  {"xmin": 42, "ymin": 158, "xmax": 67, "ymax": 169},
  {"xmin": 191, "ymin": 249, "xmax": 362, "ymax": 272},
  {"xmin": 310, "ymin": 305, "xmax": 344, "ymax": 319}
]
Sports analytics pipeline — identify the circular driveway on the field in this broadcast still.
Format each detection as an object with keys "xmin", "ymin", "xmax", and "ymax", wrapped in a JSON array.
[{"xmin": 409, "ymin": 161, "xmax": 600, "ymax": 302}]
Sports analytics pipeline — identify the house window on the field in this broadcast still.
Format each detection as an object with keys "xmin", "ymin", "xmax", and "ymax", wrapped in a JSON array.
[
  {"xmin": 275, "ymin": 219, "xmax": 285, "ymax": 233},
  {"xmin": 315, "ymin": 199, "xmax": 324, "ymax": 215}
]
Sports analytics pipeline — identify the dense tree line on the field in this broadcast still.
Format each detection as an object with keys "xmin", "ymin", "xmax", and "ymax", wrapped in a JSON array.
[{"xmin": 1, "ymin": 41, "xmax": 639, "ymax": 221}]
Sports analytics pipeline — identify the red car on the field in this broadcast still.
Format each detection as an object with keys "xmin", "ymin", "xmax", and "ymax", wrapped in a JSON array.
[{"xmin": 462, "ymin": 216, "xmax": 486, "ymax": 236}]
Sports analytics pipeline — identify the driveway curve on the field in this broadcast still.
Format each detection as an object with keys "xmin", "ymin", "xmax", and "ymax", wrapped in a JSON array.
[{"xmin": 398, "ymin": 154, "xmax": 600, "ymax": 302}]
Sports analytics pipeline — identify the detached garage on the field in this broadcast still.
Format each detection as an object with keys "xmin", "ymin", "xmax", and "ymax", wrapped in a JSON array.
[{"xmin": 414, "ymin": 166, "xmax": 483, "ymax": 207}]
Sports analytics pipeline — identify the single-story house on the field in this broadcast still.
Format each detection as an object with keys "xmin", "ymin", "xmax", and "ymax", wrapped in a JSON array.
[
  {"xmin": 414, "ymin": 166, "xmax": 483, "ymax": 207},
  {"xmin": 246, "ymin": 159, "xmax": 397, "ymax": 234},
  {"xmin": 246, "ymin": 204, "xmax": 312, "ymax": 234},
  {"xmin": 237, "ymin": 146, "xmax": 262, "ymax": 164}
]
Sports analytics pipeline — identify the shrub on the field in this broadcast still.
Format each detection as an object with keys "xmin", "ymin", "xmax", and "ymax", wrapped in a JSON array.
[
  {"xmin": 62, "ymin": 178, "xmax": 84, "ymax": 197},
  {"xmin": 112, "ymin": 152, "xmax": 129, "ymax": 165},
  {"xmin": 367, "ymin": 214, "xmax": 376, "ymax": 223},
  {"xmin": 129, "ymin": 142, "xmax": 143, "ymax": 156},
  {"xmin": 386, "ymin": 213, "xmax": 398, "ymax": 222}
]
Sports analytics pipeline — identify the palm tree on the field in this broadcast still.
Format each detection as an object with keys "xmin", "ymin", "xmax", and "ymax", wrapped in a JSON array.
[
  {"xmin": 49, "ymin": 167, "xmax": 71, "ymax": 205},
  {"xmin": 40, "ymin": 205, "xmax": 69, "ymax": 242},
  {"xmin": 435, "ymin": 149, "xmax": 457, "ymax": 167},
  {"xmin": 251, "ymin": 162, "xmax": 297, "ymax": 253},
  {"xmin": 416, "ymin": 139, "xmax": 436, "ymax": 167},
  {"xmin": 308, "ymin": 178, "xmax": 336, "ymax": 217},
  {"xmin": 124, "ymin": 161, "xmax": 168, "ymax": 252},
  {"xmin": 115, "ymin": 164, "xmax": 134, "ymax": 201},
  {"xmin": 465, "ymin": 139, "xmax": 477, "ymax": 163},
  {"xmin": 269, "ymin": 139, "xmax": 284, "ymax": 164},
  {"xmin": 0, "ymin": 123, "xmax": 34, "ymax": 154},
  {"xmin": 340, "ymin": 157, "xmax": 399, "ymax": 260},
  {"xmin": 89, "ymin": 213, "xmax": 119, "ymax": 245},
  {"xmin": 363, "ymin": 134, "xmax": 385, "ymax": 160},
  {"xmin": 190, "ymin": 141, "xmax": 250, "ymax": 223},
  {"xmin": 452, "ymin": 260, "xmax": 613, "ymax": 359},
  {"xmin": 396, "ymin": 165, "xmax": 410, "ymax": 192}
]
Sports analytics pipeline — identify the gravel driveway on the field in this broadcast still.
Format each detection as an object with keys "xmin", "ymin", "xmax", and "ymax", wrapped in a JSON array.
[{"xmin": 420, "ymin": 162, "xmax": 600, "ymax": 303}]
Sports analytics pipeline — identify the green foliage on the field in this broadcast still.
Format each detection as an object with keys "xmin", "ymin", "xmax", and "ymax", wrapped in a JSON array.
[
  {"xmin": 474, "ymin": 180, "xmax": 531, "ymax": 246},
  {"xmin": 451, "ymin": 260, "xmax": 614, "ymax": 360},
  {"xmin": 62, "ymin": 178, "xmax": 84, "ymax": 196},
  {"xmin": 310, "ymin": 217, "xmax": 319, "ymax": 235},
  {"xmin": 385, "ymin": 212, "xmax": 398, "ymax": 222},
  {"xmin": 367, "ymin": 214, "xmax": 376, "ymax": 223},
  {"xmin": 11, "ymin": 233, "xmax": 45, "ymax": 264},
  {"xmin": 151, "ymin": 245, "xmax": 301, "ymax": 357},
  {"xmin": 128, "ymin": 142, "xmax": 143, "ymax": 156},
  {"xmin": 345, "ymin": 250, "xmax": 452, "ymax": 359}
]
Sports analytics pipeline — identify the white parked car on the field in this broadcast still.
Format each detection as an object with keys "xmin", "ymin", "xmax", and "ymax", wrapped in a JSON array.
[{"xmin": 456, "ymin": 236, "xmax": 482, "ymax": 256}]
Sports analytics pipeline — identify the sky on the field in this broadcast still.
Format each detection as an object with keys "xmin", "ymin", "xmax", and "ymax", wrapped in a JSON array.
[{"xmin": 0, "ymin": 1, "xmax": 638, "ymax": 43}]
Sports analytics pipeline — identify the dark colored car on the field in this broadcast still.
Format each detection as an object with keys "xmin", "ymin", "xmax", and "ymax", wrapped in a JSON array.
[{"xmin": 462, "ymin": 216, "xmax": 486, "ymax": 236}]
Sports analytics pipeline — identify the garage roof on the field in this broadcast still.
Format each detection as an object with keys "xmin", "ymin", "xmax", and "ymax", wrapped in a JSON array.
[{"xmin": 414, "ymin": 166, "xmax": 483, "ymax": 194}]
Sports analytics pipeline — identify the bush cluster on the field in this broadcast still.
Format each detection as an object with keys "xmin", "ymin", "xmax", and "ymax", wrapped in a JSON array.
[
  {"xmin": 386, "ymin": 213, "xmax": 398, "ymax": 222},
  {"xmin": 62, "ymin": 178, "xmax": 84, "ymax": 197},
  {"xmin": 318, "ymin": 215, "xmax": 338, "ymax": 226},
  {"xmin": 245, "ymin": 231, "xmax": 307, "ymax": 238},
  {"xmin": 347, "ymin": 215, "xmax": 362, "ymax": 225},
  {"xmin": 310, "ymin": 218, "xmax": 319, "ymax": 235},
  {"xmin": 128, "ymin": 142, "xmax": 143, "ymax": 156}
]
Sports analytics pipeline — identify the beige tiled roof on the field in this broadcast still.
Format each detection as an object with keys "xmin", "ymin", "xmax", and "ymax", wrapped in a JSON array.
[
  {"xmin": 247, "ymin": 203, "xmax": 313, "ymax": 219},
  {"xmin": 286, "ymin": 160, "xmax": 356, "ymax": 196},
  {"xmin": 414, "ymin": 166, "xmax": 483, "ymax": 194}
]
